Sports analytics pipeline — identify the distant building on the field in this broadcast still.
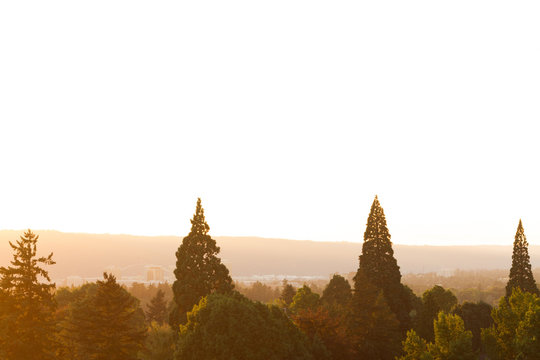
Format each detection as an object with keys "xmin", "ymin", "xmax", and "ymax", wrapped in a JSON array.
[{"xmin": 146, "ymin": 266, "xmax": 165, "ymax": 282}]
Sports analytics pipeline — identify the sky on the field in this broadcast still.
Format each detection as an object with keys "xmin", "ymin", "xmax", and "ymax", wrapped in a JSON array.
[{"xmin": 1, "ymin": 1, "xmax": 539, "ymax": 245}]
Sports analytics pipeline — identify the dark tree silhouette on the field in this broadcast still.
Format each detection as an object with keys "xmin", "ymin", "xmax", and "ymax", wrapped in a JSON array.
[
  {"xmin": 176, "ymin": 293, "xmax": 322, "ymax": 360},
  {"xmin": 355, "ymin": 195, "xmax": 411, "ymax": 331},
  {"xmin": 453, "ymin": 301, "xmax": 493, "ymax": 352},
  {"xmin": 66, "ymin": 273, "xmax": 147, "ymax": 360},
  {"xmin": 415, "ymin": 285, "xmax": 457, "ymax": 342},
  {"xmin": 169, "ymin": 198, "xmax": 233, "ymax": 330},
  {"xmin": 321, "ymin": 274, "xmax": 352, "ymax": 306},
  {"xmin": 0, "ymin": 230, "xmax": 56, "ymax": 360},
  {"xmin": 506, "ymin": 220, "xmax": 539, "ymax": 297},
  {"xmin": 146, "ymin": 289, "xmax": 168, "ymax": 325},
  {"xmin": 351, "ymin": 269, "xmax": 401, "ymax": 360}
]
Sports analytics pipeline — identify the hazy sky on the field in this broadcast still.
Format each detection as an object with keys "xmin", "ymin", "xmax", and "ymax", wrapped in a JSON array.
[{"xmin": 1, "ymin": 1, "xmax": 539, "ymax": 245}]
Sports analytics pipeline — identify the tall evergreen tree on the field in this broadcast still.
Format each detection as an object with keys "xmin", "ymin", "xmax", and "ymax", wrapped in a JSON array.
[
  {"xmin": 146, "ymin": 289, "xmax": 168, "ymax": 325},
  {"xmin": 355, "ymin": 195, "xmax": 411, "ymax": 331},
  {"xmin": 169, "ymin": 198, "xmax": 233, "ymax": 330},
  {"xmin": 0, "ymin": 230, "xmax": 56, "ymax": 360},
  {"xmin": 506, "ymin": 219, "xmax": 539, "ymax": 297},
  {"xmin": 65, "ymin": 273, "xmax": 147, "ymax": 360},
  {"xmin": 351, "ymin": 269, "xmax": 402, "ymax": 359}
]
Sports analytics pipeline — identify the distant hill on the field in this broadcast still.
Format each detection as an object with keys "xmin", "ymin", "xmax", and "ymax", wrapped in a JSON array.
[{"xmin": 0, "ymin": 230, "xmax": 536, "ymax": 280}]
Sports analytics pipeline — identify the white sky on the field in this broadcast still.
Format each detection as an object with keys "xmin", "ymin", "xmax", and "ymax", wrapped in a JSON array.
[{"xmin": 1, "ymin": 1, "xmax": 539, "ymax": 245}]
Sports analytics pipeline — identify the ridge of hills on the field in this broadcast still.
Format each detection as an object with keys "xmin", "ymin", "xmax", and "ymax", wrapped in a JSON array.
[{"xmin": 0, "ymin": 230, "xmax": 535, "ymax": 280}]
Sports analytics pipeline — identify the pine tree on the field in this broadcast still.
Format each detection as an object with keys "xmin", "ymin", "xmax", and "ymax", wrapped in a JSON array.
[
  {"xmin": 321, "ymin": 274, "xmax": 352, "ymax": 306},
  {"xmin": 506, "ymin": 219, "xmax": 539, "ymax": 297},
  {"xmin": 355, "ymin": 195, "xmax": 411, "ymax": 331},
  {"xmin": 146, "ymin": 289, "xmax": 168, "ymax": 324},
  {"xmin": 0, "ymin": 230, "xmax": 56, "ymax": 360},
  {"xmin": 169, "ymin": 198, "xmax": 233, "ymax": 330},
  {"xmin": 65, "ymin": 273, "xmax": 147, "ymax": 360}
]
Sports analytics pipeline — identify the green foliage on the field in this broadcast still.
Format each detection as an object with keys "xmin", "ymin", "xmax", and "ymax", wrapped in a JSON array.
[
  {"xmin": 321, "ymin": 274, "xmax": 351, "ymax": 307},
  {"xmin": 351, "ymin": 269, "xmax": 402, "ymax": 360},
  {"xmin": 399, "ymin": 330, "xmax": 433, "ymax": 360},
  {"xmin": 280, "ymin": 279, "xmax": 297, "ymax": 307},
  {"xmin": 400, "ymin": 313, "xmax": 475, "ymax": 360},
  {"xmin": 482, "ymin": 288, "xmax": 540, "ymax": 360},
  {"xmin": 0, "ymin": 230, "xmax": 56, "ymax": 360},
  {"xmin": 139, "ymin": 322, "xmax": 175, "ymax": 360},
  {"xmin": 355, "ymin": 195, "xmax": 411, "ymax": 331},
  {"xmin": 146, "ymin": 289, "xmax": 168, "ymax": 325},
  {"xmin": 170, "ymin": 198, "xmax": 234, "ymax": 329},
  {"xmin": 416, "ymin": 285, "xmax": 458, "ymax": 342},
  {"xmin": 429, "ymin": 312, "xmax": 476, "ymax": 360},
  {"xmin": 61, "ymin": 273, "xmax": 147, "ymax": 360},
  {"xmin": 506, "ymin": 220, "xmax": 539, "ymax": 297},
  {"xmin": 176, "ymin": 293, "xmax": 320, "ymax": 360},
  {"xmin": 452, "ymin": 301, "xmax": 493, "ymax": 352},
  {"xmin": 290, "ymin": 285, "xmax": 321, "ymax": 314}
]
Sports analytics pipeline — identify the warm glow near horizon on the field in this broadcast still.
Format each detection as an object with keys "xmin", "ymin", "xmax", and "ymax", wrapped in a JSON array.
[{"xmin": 1, "ymin": 1, "xmax": 539, "ymax": 246}]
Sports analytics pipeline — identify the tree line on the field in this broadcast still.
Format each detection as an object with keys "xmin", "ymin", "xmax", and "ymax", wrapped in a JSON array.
[{"xmin": 1, "ymin": 197, "xmax": 539, "ymax": 359}]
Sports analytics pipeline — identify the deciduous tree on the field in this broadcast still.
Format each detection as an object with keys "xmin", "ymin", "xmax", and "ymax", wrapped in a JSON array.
[
  {"xmin": 280, "ymin": 279, "xmax": 297, "ymax": 307},
  {"xmin": 416, "ymin": 285, "xmax": 457, "ymax": 342},
  {"xmin": 482, "ymin": 288, "xmax": 540, "ymax": 360},
  {"xmin": 400, "ymin": 312, "xmax": 475, "ymax": 360},
  {"xmin": 290, "ymin": 285, "xmax": 320, "ymax": 314},
  {"xmin": 176, "ymin": 293, "xmax": 321, "ymax": 360}
]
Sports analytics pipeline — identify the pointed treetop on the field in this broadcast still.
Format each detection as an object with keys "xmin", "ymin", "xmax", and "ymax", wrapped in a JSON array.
[
  {"xmin": 517, "ymin": 219, "xmax": 524, "ymax": 233},
  {"xmin": 505, "ymin": 219, "xmax": 539, "ymax": 297},
  {"xmin": 189, "ymin": 198, "xmax": 210, "ymax": 236},
  {"xmin": 515, "ymin": 219, "xmax": 526, "ymax": 245},
  {"xmin": 364, "ymin": 195, "xmax": 389, "ymax": 242}
]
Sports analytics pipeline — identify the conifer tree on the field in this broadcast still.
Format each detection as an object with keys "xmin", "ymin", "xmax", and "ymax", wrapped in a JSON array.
[
  {"xmin": 169, "ymin": 198, "xmax": 233, "ymax": 330},
  {"xmin": 505, "ymin": 219, "xmax": 539, "ymax": 297},
  {"xmin": 146, "ymin": 289, "xmax": 168, "ymax": 325},
  {"xmin": 0, "ymin": 230, "xmax": 56, "ymax": 360},
  {"xmin": 66, "ymin": 273, "xmax": 146, "ymax": 360},
  {"xmin": 355, "ymin": 195, "xmax": 411, "ymax": 331},
  {"xmin": 351, "ymin": 269, "xmax": 402, "ymax": 359}
]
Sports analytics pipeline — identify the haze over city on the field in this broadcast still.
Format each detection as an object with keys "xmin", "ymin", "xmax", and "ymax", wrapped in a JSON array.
[{"xmin": 1, "ymin": 1, "xmax": 539, "ymax": 246}]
